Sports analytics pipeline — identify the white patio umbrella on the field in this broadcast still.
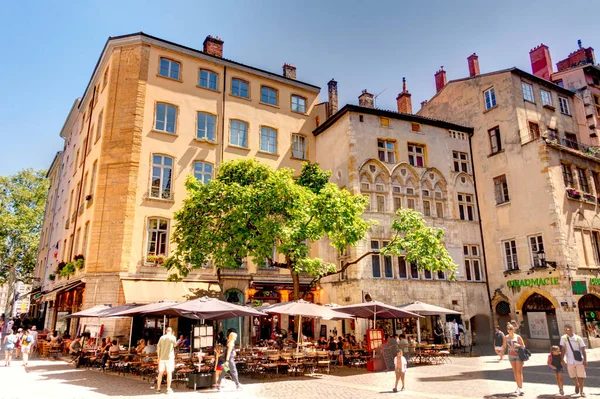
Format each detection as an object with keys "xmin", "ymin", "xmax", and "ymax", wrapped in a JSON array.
[
  {"xmin": 398, "ymin": 301, "xmax": 462, "ymax": 343},
  {"xmin": 264, "ymin": 300, "xmax": 352, "ymax": 352},
  {"xmin": 335, "ymin": 300, "xmax": 422, "ymax": 325},
  {"xmin": 170, "ymin": 296, "xmax": 266, "ymax": 320},
  {"xmin": 66, "ymin": 305, "xmax": 112, "ymax": 318}
]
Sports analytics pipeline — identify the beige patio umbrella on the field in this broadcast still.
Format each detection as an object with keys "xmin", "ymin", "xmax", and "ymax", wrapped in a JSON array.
[{"xmin": 398, "ymin": 301, "xmax": 462, "ymax": 343}]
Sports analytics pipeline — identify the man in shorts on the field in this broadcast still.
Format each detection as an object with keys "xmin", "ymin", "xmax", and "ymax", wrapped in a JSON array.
[
  {"xmin": 560, "ymin": 324, "xmax": 587, "ymax": 397},
  {"xmin": 156, "ymin": 326, "xmax": 177, "ymax": 394}
]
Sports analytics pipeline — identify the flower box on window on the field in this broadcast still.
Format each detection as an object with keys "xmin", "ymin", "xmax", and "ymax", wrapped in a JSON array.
[
  {"xmin": 147, "ymin": 254, "xmax": 167, "ymax": 265},
  {"xmin": 566, "ymin": 188, "xmax": 581, "ymax": 199},
  {"xmin": 583, "ymin": 193, "xmax": 596, "ymax": 203}
]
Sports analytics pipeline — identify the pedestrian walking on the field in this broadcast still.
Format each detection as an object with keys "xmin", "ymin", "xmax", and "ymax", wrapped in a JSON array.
[
  {"xmin": 20, "ymin": 330, "xmax": 32, "ymax": 367},
  {"xmin": 215, "ymin": 331, "xmax": 242, "ymax": 391},
  {"xmin": 504, "ymin": 322, "xmax": 525, "ymax": 396},
  {"xmin": 560, "ymin": 324, "xmax": 587, "ymax": 397},
  {"xmin": 547, "ymin": 345, "xmax": 564, "ymax": 396},
  {"xmin": 155, "ymin": 326, "xmax": 177, "ymax": 394},
  {"xmin": 392, "ymin": 349, "xmax": 407, "ymax": 392},
  {"xmin": 3, "ymin": 329, "xmax": 16, "ymax": 366},
  {"xmin": 14, "ymin": 328, "xmax": 22, "ymax": 359},
  {"xmin": 30, "ymin": 326, "xmax": 38, "ymax": 357},
  {"xmin": 494, "ymin": 325, "xmax": 505, "ymax": 361}
]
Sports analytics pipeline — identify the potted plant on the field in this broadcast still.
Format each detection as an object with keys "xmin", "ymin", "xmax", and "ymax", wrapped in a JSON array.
[
  {"xmin": 74, "ymin": 254, "xmax": 85, "ymax": 270},
  {"xmin": 583, "ymin": 193, "xmax": 596, "ymax": 203},
  {"xmin": 566, "ymin": 188, "xmax": 581, "ymax": 200},
  {"xmin": 56, "ymin": 261, "xmax": 66, "ymax": 276},
  {"xmin": 49, "ymin": 273, "xmax": 56, "ymax": 281},
  {"xmin": 60, "ymin": 262, "xmax": 76, "ymax": 277},
  {"xmin": 147, "ymin": 254, "xmax": 166, "ymax": 265}
]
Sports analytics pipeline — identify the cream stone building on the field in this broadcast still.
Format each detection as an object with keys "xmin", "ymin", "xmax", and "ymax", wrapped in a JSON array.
[
  {"xmin": 314, "ymin": 85, "xmax": 491, "ymax": 343},
  {"xmin": 420, "ymin": 53, "xmax": 600, "ymax": 347},
  {"xmin": 34, "ymin": 32, "xmax": 324, "ymax": 343}
]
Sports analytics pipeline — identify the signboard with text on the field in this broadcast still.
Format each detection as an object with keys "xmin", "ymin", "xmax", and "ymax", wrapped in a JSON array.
[{"xmin": 507, "ymin": 277, "xmax": 559, "ymax": 288}]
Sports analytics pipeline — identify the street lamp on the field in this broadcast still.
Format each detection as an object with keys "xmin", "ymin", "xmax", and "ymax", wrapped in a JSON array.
[{"xmin": 527, "ymin": 249, "xmax": 557, "ymax": 275}]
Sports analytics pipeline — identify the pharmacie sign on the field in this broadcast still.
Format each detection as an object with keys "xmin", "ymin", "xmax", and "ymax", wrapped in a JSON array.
[
  {"xmin": 507, "ymin": 277, "xmax": 559, "ymax": 288},
  {"xmin": 590, "ymin": 278, "xmax": 600, "ymax": 285}
]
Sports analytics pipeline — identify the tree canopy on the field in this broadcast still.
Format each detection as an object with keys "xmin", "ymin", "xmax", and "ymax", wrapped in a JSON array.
[
  {"xmin": 165, "ymin": 160, "xmax": 370, "ymax": 298},
  {"xmin": 0, "ymin": 169, "xmax": 49, "ymax": 315}
]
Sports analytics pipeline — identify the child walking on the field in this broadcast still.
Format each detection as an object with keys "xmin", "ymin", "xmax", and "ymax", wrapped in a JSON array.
[
  {"xmin": 393, "ymin": 349, "xmax": 408, "ymax": 393},
  {"xmin": 547, "ymin": 345, "xmax": 564, "ymax": 396}
]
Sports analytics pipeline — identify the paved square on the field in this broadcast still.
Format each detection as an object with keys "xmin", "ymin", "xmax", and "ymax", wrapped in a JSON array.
[{"xmin": 1, "ymin": 349, "xmax": 599, "ymax": 398}]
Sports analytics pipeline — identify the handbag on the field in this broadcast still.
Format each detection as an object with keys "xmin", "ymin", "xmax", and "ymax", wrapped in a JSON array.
[
  {"xmin": 518, "ymin": 347, "xmax": 531, "ymax": 362},
  {"xmin": 565, "ymin": 335, "xmax": 583, "ymax": 362}
]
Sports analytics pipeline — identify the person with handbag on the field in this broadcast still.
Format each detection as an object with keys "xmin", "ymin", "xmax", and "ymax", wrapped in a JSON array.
[
  {"xmin": 560, "ymin": 324, "xmax": 587, "ymax": 397},
  {"xmin": 503, "ymin": 322, "xmax": 526, "ymax": 396}
]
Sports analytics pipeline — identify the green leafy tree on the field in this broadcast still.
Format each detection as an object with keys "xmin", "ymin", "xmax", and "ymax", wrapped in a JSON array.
[
  {"xmin": 381, "ymin": 208, "xmax": 457, "ymax": 279},
  {"xmin": 165, "ymin": 160, "xmax": 371, "ymax": 300},
  {"xmin": 0, "ymin": 169, "xmax": 49, "ymax": 316}
]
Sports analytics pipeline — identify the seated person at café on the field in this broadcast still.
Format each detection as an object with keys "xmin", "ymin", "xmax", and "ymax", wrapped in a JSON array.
[
  {"xmin": 69, "ymin": 336, "xmax": 82, "ymax": 356},
  {"xmin": 135, "ymin": 339, "xmax": 146, "ymax": 353},
  {"xmin": 318, "ymin": 336, "xmax": 328, "ymax": 349},
  {"xmin": 359, "ymin": 334, "xmax": 368, "ymax": 349},
  {"xmin": 350, "ymin": 335, "xmax": 358, "ymax": 347},
  {"xmin": 102, "ymin": 340, "xmax": 121, "ymax": 368},
  {"xmin": 47, "ymin": 330, "xmax": 60, "ymax": 344},
  {"xmin": 328, "ymin": 336, "xmax": 337, "ymax": 352},
  {"xmin": 142, "ymin": 340, "xmax": 156, "ymax": 363},
  {"xmin": 177, "ymin": 335, "xmax": 190, "ymax": 352},
  {"xmin": 176, "ymin": 334, "xmax": 185, "ymax": 347},
  {"xmin": 398, "ymin": 334, "xmax": 410, "ymax": 348}
]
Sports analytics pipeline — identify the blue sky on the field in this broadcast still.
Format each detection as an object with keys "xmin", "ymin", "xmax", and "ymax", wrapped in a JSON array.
[{"xmin": 0, "ymin": 0, "xmax": 597, "ymax": 175}]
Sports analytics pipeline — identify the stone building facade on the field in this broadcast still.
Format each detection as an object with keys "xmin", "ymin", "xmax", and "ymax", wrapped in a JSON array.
[
  {"xmin": 34, "ymin": 32, "xmax": 325, "ymax": 342},
  {"xmin": 314, "ymin": 87, "xmax": 491, "ymax": 342},
  {"xmin": 419, "ymin": 54, "xmax": 600, "ymax": 347}
]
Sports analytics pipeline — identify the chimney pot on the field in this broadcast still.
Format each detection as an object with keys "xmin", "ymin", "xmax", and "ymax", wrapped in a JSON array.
[
  {"xmin": 420, "ymin": 100, "xmax": 428, "ymax": 109},
  {"xmin": 467, "ymin": 53, "xmax": 480, "ymax": 77},
  {"xmin": 327, "ymin": 79, "xmax": 338, "ymax": 117},
  {"xmin": 529, "ymin": 43, "xmax": 552, "ymax": 80},
  {"xmin": 203, "ymin": 35, "xmax": 224, "ymax": 58},
  {"xmin": 283, "ymin": 63, "xmax": 297, "ymax": 79},
  {"xmin": 396, "ymin": 77, "xmax": 412, "ymax": 114},
  {"xmin": 434, "ymin": 67, "xmax": 447, "ymax": 93},
  {"xmin": 358, "ymin": 90, "xmax": 374, "ymax": 108}
]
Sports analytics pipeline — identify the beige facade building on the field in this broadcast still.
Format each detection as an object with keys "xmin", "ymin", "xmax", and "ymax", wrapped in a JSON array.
[
  {"xmin": 314, "ymin": 86, "xmax": 491, "ymax": 342},
  {"xmin": 34, "ymin": 32, "xmax": 324, "ymax": 343},
  {"xmin": 420, "ymin": 52, "xmax": 600, "ymax": 347}
]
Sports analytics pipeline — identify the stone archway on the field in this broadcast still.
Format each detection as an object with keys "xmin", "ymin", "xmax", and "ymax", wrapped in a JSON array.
[{"xmin": 521, "ymin": 292, "xmax": 560, "ymax": 345}]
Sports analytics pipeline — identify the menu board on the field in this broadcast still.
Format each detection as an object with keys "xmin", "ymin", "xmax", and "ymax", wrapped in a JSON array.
[
  {"xmin": 380, "ymin": 341, "xmax": 395, "ymax": 371},
  {"xmin": 193, "ymin": 326, "xmax": 214, "ymax": 349},
  {"xmin": 527, "ymin": 312, "xmax": 549, "ymax": 339},
  {"xmin": 367, "ymin": 328, "xmax": 384, "ymax": 351}
]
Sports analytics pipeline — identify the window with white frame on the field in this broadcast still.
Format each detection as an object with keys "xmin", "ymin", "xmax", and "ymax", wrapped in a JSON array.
[
  {"xmin": 423, "ymin": 268, "xmax": 432, "ymax": 280},
  {"xmin": 484, "ymin": 87, "xmax": 496, "ymax": 110},
  {"xmin": 528, "ymin": 235, "xmax": 544, "ymax": 267},
  {"xmin": 150, "ymin": 154, "xmax": 173, "ymax": 199},
  {"xmin": 437, "ymin": 269, "xmax": 446, "ymax": 280},
  {"xmin": 382, "ymin": 240, "xmax": 393, "ymax": 278},
  {"xmin": 261, "ymin": 86, "xmax": 278, "ymax": 106},
  {"xmin": 371, "ymin": 240, "xmax": 381, "ymax": 278},
  {"xmin": 260, "ymin": 127, "xmax": 277, "ymax": 154},
  {"xmin": 147, "ymin": 217, "xmax": 169, "ymax": 257},
  {"xmin": 197, "ymin": 112, "xmax": 216, "ymax": 141},
  {"xmin": 458, "ymin": 193, "xmax": 475, "ymax": 221},
  {"xmin": 493, "ymin": 175, "xmax": 510, "ymax": 204},
  {"xmin": 90, "ymin": 160, "xmax": 97, "ymax": 196},
  {"xmin": 464, "ymin": 245, "xmax": 482, "ymax": 281},
  {"xmin": 522, "ymin": 82, "xmax": 534, "ymax": 102},
  {"xmin": 503, "ymin": 239, "xmax": 519, "ymax": 270},
  {"xmin": 155, "ymin": 103, "xmax": 177, "ymax": 134},
  {"xmin": 263, "ymin": 245, "xmax": 278, "ymax": 268},
  {"xmin": 398, "ymin": 257, "xmax": 408, "ymax": 279},
  {"xmin": 159, "ymin": 58, "xmax": 180, "ymax": 80},
  {"xmin": 423, "ymin": 200, "xmax": 431, "ymax": 216},
  {"xmin": 193, "ymin": 161, "xmax": 213, "ymax": 184},
  {"xmin": 231, "ymin": 78, "xmax": 249, "ymax": 98},
  {"xmin": 291, "ymin": 95, "xmax": 307, "ymax": 113},
  {"xmin": 559, "ymin": 97, "xmax": 570, "ymax": 115},
  {"xmin": 409, "ymin": 261, "xmax": 419, "ymax": 279},
  {"xmin": 378, "ymin": 140, "xmax": 396, "ymax": 163},
  {"xmin": 541, "ymin": 90, "xmax": 552, "ymax": 106},
  {"xmin": 292, "ymin": 134, "xmax": 307, "ymax": 159},
  {"xmin": 199, "ymin": 69, "xmax": 218, "ymax": 90},
  {"xmin": 408, "ymin": 143, "xmax": 425, "ymax": 167},
  {"xmin": 453, "ymin": 151, "xmax": 469, "ymax": 173},
  {"xmin": 230, "ymin": 120, "xmax": 248, "ymax": 147},
  {"xmin": 96, "ymin": 110, "xmax": 103, "ymax": 142}
]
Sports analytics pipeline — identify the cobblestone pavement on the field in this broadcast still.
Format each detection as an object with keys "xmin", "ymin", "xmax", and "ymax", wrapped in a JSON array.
[{"xmin": 1, "ymin": 349, "xmax": 600, "ymax": 399}]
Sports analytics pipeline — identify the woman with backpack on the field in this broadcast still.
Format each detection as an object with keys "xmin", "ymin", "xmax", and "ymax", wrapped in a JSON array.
[
  {"xmin": 21, "ymin": 330, "xmax": 33, "ymax": 366},
  {"xmin": 3, "ymin": 329, "xmax": 16, "ymax": 366}
]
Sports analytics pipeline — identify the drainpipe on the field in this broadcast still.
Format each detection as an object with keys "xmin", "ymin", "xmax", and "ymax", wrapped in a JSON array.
[
  {"xmin": 219, "ymin": 66, "xmax": 227, "ymax": 167},
  {"xmin": 468, "ymin": 131, "xmax": 495, "ymax": 340}
]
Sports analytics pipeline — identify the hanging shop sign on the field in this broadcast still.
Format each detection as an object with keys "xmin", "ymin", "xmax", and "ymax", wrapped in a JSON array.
[
  {"xmin": 506, "ymin": 277, "xmax": 559, "ymax": 288},
  {"xmin": 589, "ymin": 278, "xmax": 600, "ymax": 285}
]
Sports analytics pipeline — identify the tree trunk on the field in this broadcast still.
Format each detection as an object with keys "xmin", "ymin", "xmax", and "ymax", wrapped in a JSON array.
[
  {"xmin": 291, "ymin": 271, "xmax": 301, "ymax": 338},
  {"xmin": 4, "ymin": 266, "xmax": 16, "ymax": 317}
]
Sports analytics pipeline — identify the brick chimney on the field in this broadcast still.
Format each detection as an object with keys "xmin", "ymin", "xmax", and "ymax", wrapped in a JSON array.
[
  {"xmin": 327, "ymin": 79, "xmax": 338, "ymax": 117},
  {"xmin": 203, "ymin": 35, "xmax": 224, "ymax": 58},
  {"xmin": 467, "ymin": 53, "xmax": 480, "ymax": 77},
  {"xmin": 420, "ymin": 100, "xmax": 428, "ymax": 109},
  {"xmin": 358, "ymin": 89, "xmax": 374, "ymax": 108},
  {"xmin": 396, "ymin": 77, "xmax": 412, "ymax": 114},
  {"xmin": 434, "ymin": 67, "xmax": 447, "ymax": 93},
  {"xmin": 283, "ymin": 63, "xmax": 296, "ymax": 79},
  {"xmin": 556, "ymin": 40, "xmax": 596, "ymax": 72},
  {"xmin": 529, "ymin": 44, "xmax": 553, "ymax": 80}
]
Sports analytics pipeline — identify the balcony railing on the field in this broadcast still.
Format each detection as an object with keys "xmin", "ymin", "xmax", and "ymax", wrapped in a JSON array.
[{"xmin": 547, "ymin": 131, "xmax": 600, "ymax": 159}]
